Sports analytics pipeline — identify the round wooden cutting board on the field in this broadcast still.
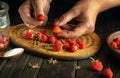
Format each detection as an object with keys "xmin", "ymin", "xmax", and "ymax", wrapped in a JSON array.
[{"xmin": 9, "ymin": 23, "xmax": 101, "ymax": 60}]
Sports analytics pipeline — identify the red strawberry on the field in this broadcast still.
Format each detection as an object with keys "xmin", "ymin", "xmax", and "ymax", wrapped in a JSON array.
[
  {"xmin": 77, "ymin": 41, "xmax": 86, "ymax": 49},
  {"xmin": 69, "ymin": 44, "xmax": 78, "ymax": 52},
  {"xmin": 52, "ymin": 26, "xmax": 61, "ymax": 34},
  {"xmin": 40, "ymin": 34, "xmax": 48, "ymax": 43},
  {"xmin": 36, "ymin": 14, "xmax": 45, "ymax": 21},
  {"xmin": 66, "ymin": 39, "xmax": 76, "ymax": 45},
  {"xmin": 55, "ymin": 39, "xmax": 62, "ymax": 45},
  {"xmin": 24, "ymin": 29, "xmax": 33, "ymax": 40},
  {"xmin": 38, "ymin": 30, "xmax": 46, "ymax": 35},
  {"xmin": 0, "ymin": 43, "xmax": 4, "ymax": 50},
  {"xmin": 2, "ymin": 36, "xmax": 8, "ymax": 44},
  {"xmin": 90, "ymin": 58, "xmax": 103, "ymax": 72},
  {"xmin": 110, "ymin": 41, "xmax": 117, "ymax": 49},
  {"xmin": 76, "ymin": 39, "xmax": 82, "ymax": 43},
  {"xmin": 114, "ymin": 37, "xmax": 120, "ymax": 44},
  {"xmin": 53, "ymin": 42, "xmax": 62, "ymax": 51},
  {"xmin": 103, "ymin": 68, "xmax": 113, "ymax": 78},
  {"xmin": 48, "ymin": 35, "xmax": 57, "ymax": 44},
  {"xmin": 63, "ymin": 42, "xmax": 70, "ymax": 50}
]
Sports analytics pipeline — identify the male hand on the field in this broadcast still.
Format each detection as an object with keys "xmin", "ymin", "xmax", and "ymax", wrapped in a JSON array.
[
  {"xmin": 54, "ymin": 0, "xmax": 101, "ymax": 38},
  {"xmin": 18, "ymin": 0, "xmax": 52, "ymax": 28}
]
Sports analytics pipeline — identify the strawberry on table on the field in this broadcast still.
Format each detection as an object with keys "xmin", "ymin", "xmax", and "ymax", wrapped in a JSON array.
[
  {"xmin": 103, "ymin": 68, "xmax": 113, "ymax": 78},
  {"xmin": 90, "ymin": 58, "xmax": 103, "ymax": 72}
]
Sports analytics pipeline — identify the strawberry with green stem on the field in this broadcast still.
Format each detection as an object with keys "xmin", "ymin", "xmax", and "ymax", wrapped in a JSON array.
[{"xmin": 90, "ymin": 57, "xmax": 103, "ymax": 72}]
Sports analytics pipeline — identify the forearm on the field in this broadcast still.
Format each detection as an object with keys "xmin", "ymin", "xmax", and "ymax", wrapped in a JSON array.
[{"xmin": 99, "ymin": 0, "xmax": 120, "ymax": 11}]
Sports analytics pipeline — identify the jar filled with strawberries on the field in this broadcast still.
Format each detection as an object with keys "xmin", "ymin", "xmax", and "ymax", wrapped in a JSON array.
[{"xmin": 0, "ymin": 1, "xmax": 10, "ymax": 50}]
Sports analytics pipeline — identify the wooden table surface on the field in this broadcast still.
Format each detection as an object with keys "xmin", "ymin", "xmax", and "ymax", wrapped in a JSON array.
[{"xmin": 1, "ymin": 0, "xmax": 120, "ymax": 78}]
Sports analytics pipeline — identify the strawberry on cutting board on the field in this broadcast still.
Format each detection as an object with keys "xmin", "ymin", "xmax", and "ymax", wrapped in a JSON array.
[{"xmin": 23, "ymin": 29, "xmax": 34, "ymax": 40}]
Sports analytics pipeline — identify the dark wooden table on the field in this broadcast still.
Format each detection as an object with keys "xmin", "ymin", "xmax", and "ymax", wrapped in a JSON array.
[{"xmin": 1, "ymin": 0, "xmax": 120, "ymax": 78}]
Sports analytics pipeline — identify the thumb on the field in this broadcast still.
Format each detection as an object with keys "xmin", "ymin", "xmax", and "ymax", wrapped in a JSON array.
[{"xmin": 54, "ymin": 8, "xmax": 80, "ymax": 26}]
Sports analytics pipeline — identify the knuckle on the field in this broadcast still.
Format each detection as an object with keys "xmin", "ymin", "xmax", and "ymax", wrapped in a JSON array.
[{"xmin": 86, "ymin": 23, "xmax": 95, "ymax": 33}]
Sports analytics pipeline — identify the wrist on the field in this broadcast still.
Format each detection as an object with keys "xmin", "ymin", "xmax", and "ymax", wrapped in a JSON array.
[{"xmin": 98, "ymin": 0, "xmax": 120, "ymax": 12}]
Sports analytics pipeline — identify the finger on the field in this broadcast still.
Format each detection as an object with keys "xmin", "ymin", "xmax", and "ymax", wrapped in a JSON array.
[
  {"xmin": 18, "ymin": 1, "xmax": 41, "ymax": 27},
  {"xmin": 61, "ymin": 24, "xmax": 73, "ymax": 30},
  {"xmin": 32, "ymin": 0, "xmax": 44, "ymax": 24},
  {"xmin": 54, "ymin": 7, "xmax": 80, "ymax": 26},
  {"xmin": 57, "ymin": 23, "xmax": 94, "ymax": 38},
  {"xmin": 57, "ymin": 30, "xmax": 77, "ymax": 38},
  {"xmin": 24, "ymin": 22, "xmax": 36, "ymax": 28}
]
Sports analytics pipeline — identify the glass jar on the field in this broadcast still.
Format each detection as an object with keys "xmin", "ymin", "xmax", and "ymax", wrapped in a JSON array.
[{"xmin": 0, "ymin": 1, "xmax": 10, "ymax": 51}]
